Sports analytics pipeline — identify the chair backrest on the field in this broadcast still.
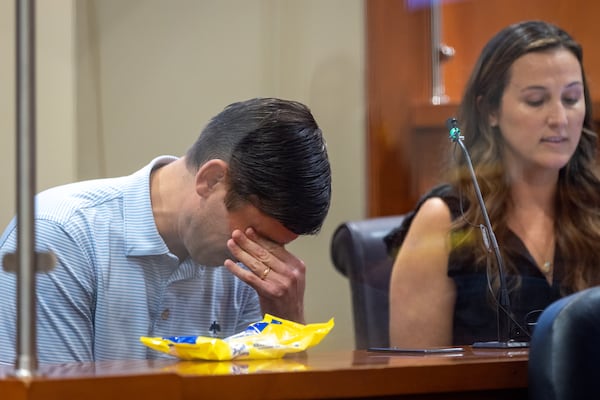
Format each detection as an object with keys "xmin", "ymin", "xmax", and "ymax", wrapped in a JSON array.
[
  {"xmin": 330, "ymin": 215, "xmax": 405, "ymax": 349},
  {"xmin": 529, "ymin": 286, "xmax": 600, "ymax": 400}
]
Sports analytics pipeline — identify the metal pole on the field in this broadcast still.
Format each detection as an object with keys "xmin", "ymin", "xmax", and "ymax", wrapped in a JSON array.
[
  {"xmin": 15, "ymin": 0, "xmax": 38, "ymax": 377},
  {"xmin": 430, "ymin": 0, "xmax": 445, "ymax": 105}
]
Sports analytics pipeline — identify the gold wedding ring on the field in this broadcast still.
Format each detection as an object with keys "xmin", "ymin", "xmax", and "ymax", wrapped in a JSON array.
[{"xmin": 261, "ymin": 267, "xmax": 271, "ymax": 280}]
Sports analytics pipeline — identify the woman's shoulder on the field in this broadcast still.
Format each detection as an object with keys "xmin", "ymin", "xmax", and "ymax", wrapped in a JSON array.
[
  {"xmin": 416, "ymin": 196, "xmax": 453, "ymax": 220},
  {"xmin": 384, "ymin": 183, "xmax": 459, "ymax": 257}
]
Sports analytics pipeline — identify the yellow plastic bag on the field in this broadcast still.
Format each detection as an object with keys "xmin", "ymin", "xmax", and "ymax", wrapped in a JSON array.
[{"xmin": 140, "ymin": 314, "xmax": 334, "ymax": 361}]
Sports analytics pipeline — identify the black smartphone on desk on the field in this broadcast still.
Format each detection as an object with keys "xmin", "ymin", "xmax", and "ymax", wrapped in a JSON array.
[{"xmin": 368, "ymin": 346, "xmax": 465, "ymax": 354}]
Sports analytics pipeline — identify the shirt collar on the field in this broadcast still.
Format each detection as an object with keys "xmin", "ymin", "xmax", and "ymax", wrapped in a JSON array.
[{"xmin": 123, "ymin": 155, "xmax": 178, "ymax": 257}]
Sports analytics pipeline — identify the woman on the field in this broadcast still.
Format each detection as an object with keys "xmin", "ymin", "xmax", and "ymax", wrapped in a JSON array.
[{"xmin": 387, "ymin": 20, "xmax": 600, "ymax": 347}]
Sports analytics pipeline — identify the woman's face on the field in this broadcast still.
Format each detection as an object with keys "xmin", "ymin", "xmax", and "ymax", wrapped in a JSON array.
[{"xmin": 490, "ymin": 48, "xmax": 585, "ymax": 177}]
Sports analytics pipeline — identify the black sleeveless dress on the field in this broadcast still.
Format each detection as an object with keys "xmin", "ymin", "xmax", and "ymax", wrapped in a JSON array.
[{"xmin": 384, "ymin": 184, "xmax": 567, "ymax": 345}]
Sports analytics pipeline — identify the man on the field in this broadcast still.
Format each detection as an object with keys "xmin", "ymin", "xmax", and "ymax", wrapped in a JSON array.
[{"xmin": 0, "ymin": 97, "xmax": 331, "ymax": 363}]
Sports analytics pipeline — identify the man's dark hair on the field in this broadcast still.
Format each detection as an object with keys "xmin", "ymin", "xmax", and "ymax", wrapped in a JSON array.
[{"xmin": 185, "ymin": 97, "xmax": 331, "ymax": 235}]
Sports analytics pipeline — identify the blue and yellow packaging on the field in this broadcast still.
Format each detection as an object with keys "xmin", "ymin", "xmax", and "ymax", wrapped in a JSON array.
[{"xmin": 140, "ymin": 314, "xmax": 334, "ymax": 361}]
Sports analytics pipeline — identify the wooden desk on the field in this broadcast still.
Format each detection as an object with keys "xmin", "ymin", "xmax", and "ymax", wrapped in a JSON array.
[{"xmin": 0, "ymin": 347, "xmax": 528, "ymax": 400}]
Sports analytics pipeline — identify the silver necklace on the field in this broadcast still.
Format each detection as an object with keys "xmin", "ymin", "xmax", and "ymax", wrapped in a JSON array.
[{"xmin": 511, "ymin": 217, "xmax": 554, "ymax": 275}]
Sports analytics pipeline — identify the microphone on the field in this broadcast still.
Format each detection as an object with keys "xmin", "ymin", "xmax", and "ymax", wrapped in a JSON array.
[{"xmin": 446, "ymin": 117, "xmax": 529, "ymax": 348}]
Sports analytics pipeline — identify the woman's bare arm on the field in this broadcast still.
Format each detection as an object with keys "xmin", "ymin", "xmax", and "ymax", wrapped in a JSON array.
[{"xmin": 389, "ymin": 197, "xmax": 456, "ymax": 347}]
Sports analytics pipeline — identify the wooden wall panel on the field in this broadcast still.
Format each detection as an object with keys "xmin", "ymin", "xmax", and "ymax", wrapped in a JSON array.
[
  {"xmin": 366, "ymin": 1, "xmax": 431, "ymax": 216},
  {"xmin": 442, "ymin": 0, "xmax": 600, "ymax": 102}
]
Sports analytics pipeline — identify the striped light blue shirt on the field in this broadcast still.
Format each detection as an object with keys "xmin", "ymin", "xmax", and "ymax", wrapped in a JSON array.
[{"xmin": 0, "ymin": 156, "xmax": 261, "ymax": 364}]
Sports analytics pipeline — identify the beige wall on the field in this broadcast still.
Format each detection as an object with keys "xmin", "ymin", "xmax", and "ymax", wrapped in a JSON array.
[
  {"xmin": 0, "ymin": 0, "xmax": 77, "ymax": 226},
  {"xmin": 1, "ymin": 0, "xmax": 365, "ymax": 351}
]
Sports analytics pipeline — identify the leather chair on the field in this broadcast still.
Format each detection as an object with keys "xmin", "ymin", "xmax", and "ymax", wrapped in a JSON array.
[
  {"xmin": 330, "ymin": 215, "xmax": 405, "ymax": 349},
  {"xmin": 528, "ymin": 285, "xmax": 600, "ymax": 400}
]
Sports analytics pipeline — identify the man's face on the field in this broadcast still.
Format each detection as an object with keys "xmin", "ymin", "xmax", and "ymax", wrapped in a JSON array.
[{"xmin": 183, "ymin": 185, "xmax": 298, "ymax": 267}]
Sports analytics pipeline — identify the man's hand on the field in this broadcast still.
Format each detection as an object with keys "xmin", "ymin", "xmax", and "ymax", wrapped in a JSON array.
[{"xmin": 224, "ymin": 228, "xmax": 306, "ymax": 324}]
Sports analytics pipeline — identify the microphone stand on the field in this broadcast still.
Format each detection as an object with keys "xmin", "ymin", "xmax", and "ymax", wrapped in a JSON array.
[{"xmin": 447, "ymin": 118, "xmax": 529, "ymax": 348}]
